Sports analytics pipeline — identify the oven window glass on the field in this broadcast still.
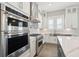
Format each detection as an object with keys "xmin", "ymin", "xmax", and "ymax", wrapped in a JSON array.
[
  {"xmin": 7, "ymin": 33, "xmax": 28, "ymax": 55},
  {"xmin": 8, "ymin": 23, "xmax": 12, "ymax": 33},
  {"xmin": 18, "ymin": 22, "xmax": 23, "ymax": 34}
]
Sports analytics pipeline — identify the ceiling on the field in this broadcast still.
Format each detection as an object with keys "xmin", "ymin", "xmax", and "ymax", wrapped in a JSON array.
[{"xmin": 36, "ymin": 2, "xmax": 79, "ymax": 13}]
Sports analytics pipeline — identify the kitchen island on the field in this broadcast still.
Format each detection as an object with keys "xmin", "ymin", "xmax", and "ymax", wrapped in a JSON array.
[{"xmin": 57, "ymin": 36, "xmax": 79, "ymax": 57}]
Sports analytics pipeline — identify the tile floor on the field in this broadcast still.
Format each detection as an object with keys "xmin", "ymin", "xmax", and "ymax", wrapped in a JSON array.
[{"xmin": 37, "ymin": 43, "xmax": 58, "ymax": 57}]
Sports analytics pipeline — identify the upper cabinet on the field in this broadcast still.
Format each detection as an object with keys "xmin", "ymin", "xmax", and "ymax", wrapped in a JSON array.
[
  {"xmin": 65, "ymin": 7, "xmax": 79, "ymax": 29},
  {"xmin": 23, "ymin": 2, "xmax": 30, "ymax": 16},
  {"xmin": 7, "ymin": 2, "xmax": 30, "ymax": 16},
  {"xmin": 7, "ymin": 2, "xmax": 19, "ymax": 8}
]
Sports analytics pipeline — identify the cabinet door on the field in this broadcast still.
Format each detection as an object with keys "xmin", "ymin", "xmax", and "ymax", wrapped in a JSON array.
[
  {"xmin": 71, "ymin": 7, "xmax": 78, "ymax": 29},
  {"xmin": 8, "ymin": 2, "xmax": 18, "ymax": 8},
  {"xmin": 43, "ymin": 34, "xmax": 57, "ymax": 44},
  {"xmin": 65, "ymin": 8, "xmax": 72, "ymax": 28},
  {"xmin": 30, "ymin": 37, "xmax": 36, "ymax": 57},
  {"xmin": 48, "ymin": 35, "xmax": 57, "ymax": 44},
  {"xmin": 18, "ymin": 2, "xmax": 23, "ymax": 10},
  {"xmin": 43, "ymin": 34, "xmax": 49, "ymax": 43},
  {"xmin": 7, "ymin": 2, "xmax": 30, "ymax": 16},
  {"xmin": 23, "ymin": 2, "xmax": 30, "ymax": 16},
  {"xmin": 65, "ymin": 7, "xmax": 78, "ymax": 29}
]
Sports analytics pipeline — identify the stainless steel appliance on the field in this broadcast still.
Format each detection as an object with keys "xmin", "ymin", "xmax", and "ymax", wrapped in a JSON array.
[
  {"xmin": 36, "ymin": 34, "xmax": 43, "ymax": 55},
  {"xmin": 30, "ymin": 34, "xmax": 43, "ymax": 56},
  {"xmin": 0, "ymin": 3, "xmax": 30, "ymax": 57}
]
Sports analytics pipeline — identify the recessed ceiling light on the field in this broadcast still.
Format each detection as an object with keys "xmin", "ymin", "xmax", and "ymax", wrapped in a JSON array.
[{"xmin": 48, "ymin": 3, "xmax": 52, "ymax": 6}]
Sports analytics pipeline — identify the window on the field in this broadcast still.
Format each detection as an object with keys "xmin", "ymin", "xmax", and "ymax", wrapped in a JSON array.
[
  {"xmin": 57, "ymin": 18, "xmax": 63, "ymax": 29},
  {"xmin": 48, "ymin": 19, "xmax": 54, "ymax": 29},
  {"xmin": 56, "ymin": 15, "xmax": 64, "ymax": 29},
  {"xmin": 48, "ymin": 15, "xmax": 64, "ymax": 30}
]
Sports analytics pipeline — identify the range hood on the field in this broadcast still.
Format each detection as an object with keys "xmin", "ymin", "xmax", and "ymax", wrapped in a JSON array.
[
  {"xmin": 30, "ymin": 18, "xmax": 40, "ymax": 23},
  {"xmin": 27, "ymin": 17, "xmax": 40, "ymax": 23},
  {"xmin": 29, "ymin": 2, "xmax": 40, "ymax": 23}
]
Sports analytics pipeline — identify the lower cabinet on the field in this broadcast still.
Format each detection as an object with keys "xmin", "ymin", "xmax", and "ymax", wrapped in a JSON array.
[
  {"xmin": 43, "ymin": 34, "xmax": 57, "ymax": 44},
  {"xmin": 30, "ymin": 37, "xmax": 36, "ymax": 57},
  {"xmin": 57, "ymin": 45, "xmax": 65, "ymax": 57},
  {"xmin": 57, "ymin": 39, "xmax": 65, "ymax": 57}
]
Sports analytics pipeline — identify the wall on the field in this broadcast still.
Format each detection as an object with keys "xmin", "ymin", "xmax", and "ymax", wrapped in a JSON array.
[{"xmin": 47, "ymin": 9, "xmax": 65, "ymax": 17}]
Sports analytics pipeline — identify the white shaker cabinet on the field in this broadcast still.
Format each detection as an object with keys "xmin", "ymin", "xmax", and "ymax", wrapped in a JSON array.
[
  {"xmin": 23, "ymin": 2, "xmax": 30, "ymax": 16},
  {"xmin": 43, "ymin": 34, "xmax": 57, "ymax": 44},
  {"xmin": 48, "ymin": 35, "xmax": 57, "ymax": 44},
  {"xmin": 65, "ymin": 8, "xmax": 72, "ymax": 28},
  {"xmin": 7, "ymin": 2, "xmax": 18, "ymax": 8},
  {"xmin": 16, "ymin": 2, "xmax": 30, "ymax": 16},
  {"xmin": 65, "ymin": 7, "xmax": 78, "ymax": 29},
  {"xmin": 71, "ymin": 7, "xmax": 78, "ymax": 29},
  {"xmin": 30, "ymin": 37, "xmax": 36, "ymax": 57},
  {"xmin": 7, "ymin": 2, "xmax": 30, "ymax": 16}
]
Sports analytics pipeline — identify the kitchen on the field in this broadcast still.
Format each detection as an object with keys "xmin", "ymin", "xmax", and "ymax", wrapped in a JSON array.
[{"xmin": 0, "ymin": 2, "xmax": 79, "ymax": 57}]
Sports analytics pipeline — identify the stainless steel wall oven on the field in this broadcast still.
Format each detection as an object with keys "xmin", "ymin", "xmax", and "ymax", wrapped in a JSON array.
[{"xmin": 0, "ymin": 3, "xmax": 30, "ymax": 57}]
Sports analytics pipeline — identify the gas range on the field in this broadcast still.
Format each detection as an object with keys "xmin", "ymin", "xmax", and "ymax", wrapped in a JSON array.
[
  {"xmin": 30, "ymin": 34, "xmax": 43, "ymax": 40},
  {"xmin": 30, "ymin": 34, "xmax": 41, "ymax": 36},
  {"xmin": 30, "ymin": 33, "xmax": 43, "ymax": 55}
]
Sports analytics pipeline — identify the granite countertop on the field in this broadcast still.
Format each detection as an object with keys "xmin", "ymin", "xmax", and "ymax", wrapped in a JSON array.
[
  {"xmin": 53, "ymin": 33, "xmax": 72, "ymax": 36},
  {"xmin": 57, "ymin": 36, "xmax": 79, "ymax": 57},
  {"xmin": 30, "ymin": 34, "xmax": 41, "ymax": 37}
]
